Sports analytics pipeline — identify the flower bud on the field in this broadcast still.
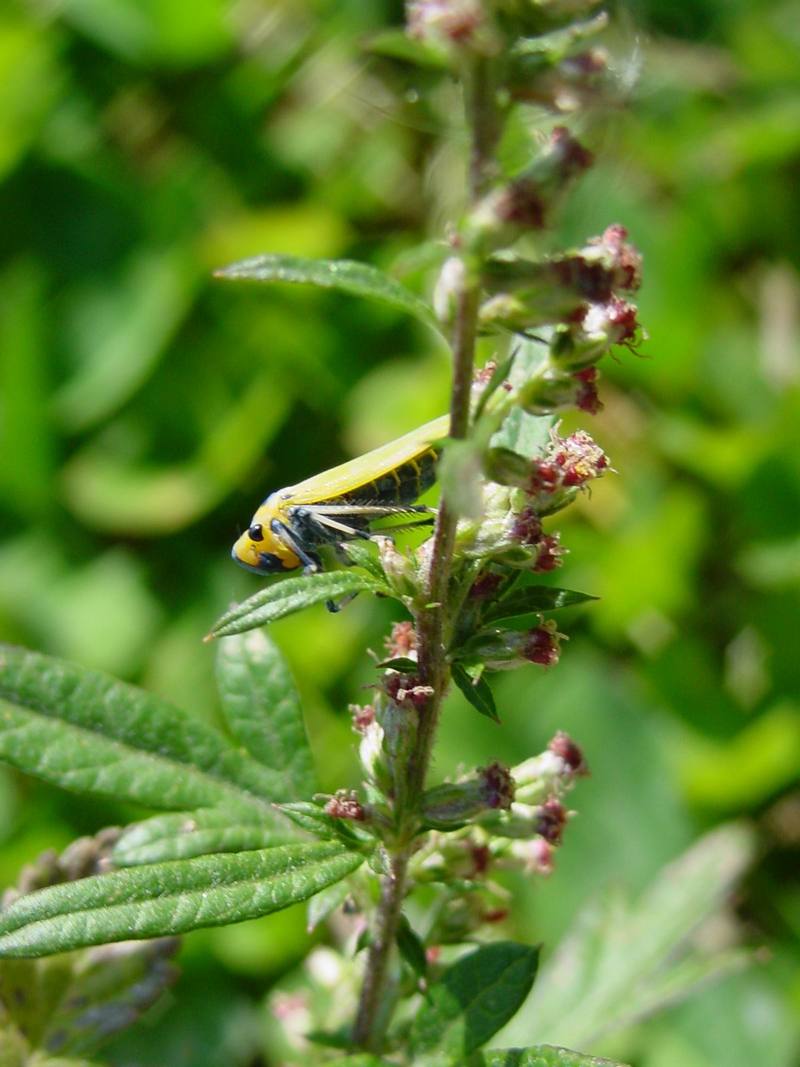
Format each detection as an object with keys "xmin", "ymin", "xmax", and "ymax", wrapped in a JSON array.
[
  {"xmin": 549, "ymin": 730, "xmax": 589, "ymax": 775},
  {"xmin": 526, "ymin": 427, "xmax": 609, "ymax": 510},
  {"xmin": 582, "ymin": 225, "xmax": 642, "ymax": 292},
  {"xmin": 508, "ymin": 837, "xmax": 554, "ymax": 875},
  {"xmin": 359, "ymin": 720, "xmax": 390, "ymax": 792},
  {"xmin": 385, "ymin": 620, "xmax": 418, "ymax": 659},
  {"xmin": 534, "ymin": 796, "xmax": 569, "ymax": 844},
  {"xmin": 484, "ymin": 446, "xmax": 536, "ymax": 489},
  {"xmin": 433, "ymin": 255, "xmax": 467, "ymax": 325},
  {"xmin": 382, "ymin": 670, "xmax": 433, "ymax": 710},
  {"xmin": 523, "ymin": 620, "xmax": 563, "ymax": 665},
  {"xmin": 350, "ymin": 703, "xmax": 376, "ymax": 733},
  {"xmin": 516, "ymin": 362, "xmax": 603, "ymax": 416},
  {"xmin": 469, "ymin": 620, "xmax": 563, "ymax": 671},
  {"xmin": 324, "ymin": 790, "xmax": 366, "ymax": 822},
  {"xmin": 422, "ymin": 761, "xmax": 515, "ymax": 829},
  {"xmin": 377, "ymin": 537, "xmax": 417, "ymax": 598},
  {"xmin": 479, "ymin": 250, "xmax": 621, "ymax": 333},
  {"xmin": 379, "ymin": 689, "xmax": 419, "ymax": 773},
  {"xmin": 467, "ymin": 127, "xmax": 593, "ymax": 250},
  {"xmin": 407, "ymin": 0, "xmax": 500, "ymax": 54},
  {"xmin": 582, "ymin": 295, "xmax": 640, "ymax": 346},
  {"xmin": 512, "ymin": 749, "xmax": 572, "ymax": 803}
]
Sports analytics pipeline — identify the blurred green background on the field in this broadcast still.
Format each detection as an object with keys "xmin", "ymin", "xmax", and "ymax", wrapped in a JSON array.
[{"xmin": 1, "ymin": 0, "xmax": 799, "ymax": 1064}]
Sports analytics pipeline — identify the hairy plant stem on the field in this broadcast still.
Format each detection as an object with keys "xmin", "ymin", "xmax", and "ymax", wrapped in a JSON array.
[{"xmin": 353, "ymin": 52, "xmax": 497, "ymax": 1053}]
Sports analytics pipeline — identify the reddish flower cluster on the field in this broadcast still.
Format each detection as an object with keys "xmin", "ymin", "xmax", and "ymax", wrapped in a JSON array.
[
  {"xmin": 325, "ymin": 790, "xmax": 365, "ymax": 822},
  {"xmin": 573, "ymin": 367, "xmax": 603, "ymax": 414},
  {"xmin": 349, "ymin": 703, "xmax": 376, "ymax": 733},
  {"xmin": 522, "ymin": 624, "xmax": 561, "ymax": 667},
  {"xmin": 469, "ymin": 571, "xmax": 505, "ymax": 599},
  {"xmin": 535, "ymin": 797, "xmax": 569, "ymax": 845},
  {"xmin": 479, "ymin": 761, "xmax": 515, "ymax": 810},
  {"xmin": 384, "ymin": 620, "xmax": 418, "ymax": 658},
  {"xmin": 407, "ymin": 0, "xmax": 485, "ymax": 45},
  {"xmin": 582, "ymin": 294, "xmax": 639, "ymax": 347},
  {"xmin": 529, "ymin": 428, "xmax": 608, "ymax": 499},
  {"xmin": 383, "ymin": 671, "xmax": 432, "ymax": 709},
  {"xmin": 509, "ymin": 507, "xmax": 564, "ymax": 572},
  {"xmin": 549, "ymin": 731, "xmax": 589, "ymax": 776}
]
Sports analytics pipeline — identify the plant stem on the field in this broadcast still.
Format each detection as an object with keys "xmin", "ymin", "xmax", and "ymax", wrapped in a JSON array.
[
  {"xmin": 353, "ymin": 50, "xmax": 497, "ymax": 1053},
  {"xmin": 352, "ymin": 850, "xmax": 409, "ymax": 1048}
]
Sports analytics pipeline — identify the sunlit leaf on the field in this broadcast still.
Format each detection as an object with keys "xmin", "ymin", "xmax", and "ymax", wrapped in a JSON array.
[
  {"xmin": 481, "ymin": 1047, "xmax": 626, "ymax": 1067},
  {"xmin": 112, "ymin": 808, "xmax": 293, "ymax": 867},
  {"xmin": 0, "ymin": 645, "xmax": 280, "ymax": 813},
  {"xmin": 206, "ymin": 571, "xmax": 389, "ymax": 640},
  {"xmin": 485, "ymin": 587, "xmax": 598, "ymax": 624},
  {"xmin": 0, "ymin": 843, "xmax": 364, "ymax": 958},
  {"xmin": 215, "ymin": 630, "xmax": 315, "ymax": 800},
  {"xmin": 215, "ymin": 254, "xmax": 443, "ymax": 336}
]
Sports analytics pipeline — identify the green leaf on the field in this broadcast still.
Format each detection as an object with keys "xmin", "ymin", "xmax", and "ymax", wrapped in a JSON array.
[
  {"xmin": 214, "ymin": 254, "xmax": 442, "ymax": 335},
  {"xmin": 277, "ymin": 802, "xmax": 373, "ymax": 847},
  {"xmin": 491, "ymin": 408, "xmax": 553, "ymax": 462},
  {"xmin": 451, "ymin": 663, "xmax": 500, "ymax": 723},
  {"xmin": 206, "ymin": 571, "xmax": 388, "ymax": 640},
  {"xmin": 512, "ymin": 825, "xmax": 755, "ymax": 1049},
  {"xmin": 0, "ymin": 937, "xmax": 178, "ymax": 1057},
  {"xmin": 341, "ymin": 541, "xmax": 387, "ymax": 581},
  {"xmin": 512, "ymin": 12, "xmax": 608, "ymax": 60},
  {"xmin": 112, "ymin": 808, "xmax": 294, "ymax": 867},
  {"xmin": 0, "ymin": 645, "xmax": 281, "ymax": 813},
  {"xmin": 215, "ymin": 629, "xmax": 315, "ymax": 800},
  {"xmin": 397, "ymin": 913, "xmax": 427, "ymax": 978},
  {"xmin": 326, "ymin": 1057, "xmax": 395, "ymax": 1067},
  {"xmin": 485, "ymin": 587, "xmax": 598, "ymax": 624},
  {"xmin": 439, "ymin": 439, "xmax": 484, "ymax": 519},
  {"xmin": 306, "ymin": 879, "xmax": 350, "ymax": 932},
  {"xmin": 0, "ymin": 843, "xmax": 364, "ymax": 959},
  {"xmin": 365, "ymin": 27, "xmax": 449, "ymax": 68},
  {"xmin": 375, "ymin": 657, "xmax": 420, "ymax": 672},
  {"xmin": 481, "ymin": 1046, "xmax": 627, "ymax": 1066},
  {"xmin": 410, "ymin": 941, "xmax": 539, "ymax": 1058}
]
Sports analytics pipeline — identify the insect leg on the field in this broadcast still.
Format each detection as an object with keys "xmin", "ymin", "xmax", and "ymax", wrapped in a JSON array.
[
  {"xmin": 270, "ymin": 520, "xmax": 322, "ymax": 573},
  {"xmin": 311, "ymin": 512, "xmax": 372, "ymax": 540},
  {"xmin": 326, "ymin": 591, "xmax": 360, "ymax": 614}
]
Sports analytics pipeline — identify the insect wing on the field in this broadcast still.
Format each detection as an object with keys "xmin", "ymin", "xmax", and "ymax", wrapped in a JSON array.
[{"xmin": 283, "ymin": 414, "xmax": 450, "ymax": 505}]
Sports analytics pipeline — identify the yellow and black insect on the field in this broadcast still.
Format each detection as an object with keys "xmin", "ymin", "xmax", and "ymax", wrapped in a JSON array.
[{"xmin": 232, "ymin": 414, "xmax": 449, "ymax": 575}]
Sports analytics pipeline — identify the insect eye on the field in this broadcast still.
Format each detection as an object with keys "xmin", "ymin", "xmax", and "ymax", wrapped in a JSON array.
[{"xmin": 249, "ymin": 523, "xmax": 264, "ymax": 542}]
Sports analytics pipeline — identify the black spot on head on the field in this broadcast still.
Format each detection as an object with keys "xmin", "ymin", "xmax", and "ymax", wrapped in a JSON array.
[{"xmin": 248, "ymin": 523, "xmax": 264, "ymax": 542}]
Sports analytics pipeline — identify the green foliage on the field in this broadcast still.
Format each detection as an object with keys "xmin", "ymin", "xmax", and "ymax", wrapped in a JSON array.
[
  {"xmin": 410, "ymin": 942, "xmax": 540, "ymax": 1061},
  {"xmin": 481, "ymin": 1049, "xmax": 625, "ymax": 1067},
  {"xmin": 112, "ymin": 809, "xmax": 291, "ymax": 867},
  {"xmin": 503, "ymin": 826, "xmax": 755, "ymax": 1050},
  {"xmin": 0, "ymin": 645, "xmax": 282, "ymax": 813},
  {"xmin": 216, "ymin": 254, "xmax": 443, "ymax": 336},
  {"xmin": 451, "ymin": 662, "xmax": 500, "ymax": 723},
  {"xmin": 483, "ymin": 587, "xmax": 598, "ymax": 624},
  {"xmin": 0, "ymin": 843, "xmax": 363, "ymax": 959},
  {"xmin": 0, "ymin": 938, "xmax": 178, "ymax": 1060},
  {"xmin": 215, "ymin": 629, "xmax": 315, "ymax": 800},
  {"xmin": 207, "ymin": 571, "xmax": 388, "ymax": 639},
  {"xmin": 0, "ymin": 0, "xmax": 798, "ymax": 1062}
]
